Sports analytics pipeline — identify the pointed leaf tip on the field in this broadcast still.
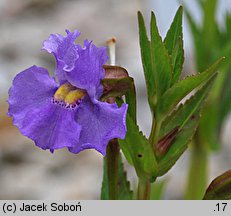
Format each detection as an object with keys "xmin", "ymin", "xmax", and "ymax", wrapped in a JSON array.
[
  {"xmin": 150, "ymin": 10, "xmax": 172, "ymax": 99},
  {"xmin": 156, "ymin": 57, "xmax": 224, "ymax": 121},
  {"xmin": 157, "ymin": 75, "xmax": 218, "ymax": 176},
  {"xmin": 138, "ymin": 10, "xmax": 156, "ymax": 110},
  {"xmin": 164, "ymin": 5, "xmax": 184, "ymax": 85}
]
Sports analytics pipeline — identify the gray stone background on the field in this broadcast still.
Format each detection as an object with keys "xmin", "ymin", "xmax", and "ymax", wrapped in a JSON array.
[{"xmin": 0, "ymin": 0, "xmax": 231, "ymax": 199}]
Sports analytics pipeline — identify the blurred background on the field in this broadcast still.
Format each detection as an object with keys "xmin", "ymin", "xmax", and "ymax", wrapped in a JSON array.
[{"xmin": 0, "ymin": 0, "xmax": 231, "ymax": 199}]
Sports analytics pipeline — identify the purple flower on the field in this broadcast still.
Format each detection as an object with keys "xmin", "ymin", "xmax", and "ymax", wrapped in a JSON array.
[{"xmin": 8, "ymin": 30, "xmax": 127, "ymax": 155}]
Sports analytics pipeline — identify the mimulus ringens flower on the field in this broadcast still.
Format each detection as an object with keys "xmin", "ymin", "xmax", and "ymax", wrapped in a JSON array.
[{"xmin": 8, "ymin": 30, "xmax": 128, "ymax": 155}]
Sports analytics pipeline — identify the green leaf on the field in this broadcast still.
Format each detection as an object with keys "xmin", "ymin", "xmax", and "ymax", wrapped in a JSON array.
[
  {"xmin": 138, "ymin": 11, "xmax": 155, "ymax": 110},
  {"xmin": 203, "ymin": 170, "xmax": 231, "ymax": 200},
  {"xmin": 160, "ymin": 74, "xmax": 217, "ymax": 138},
  {"xmin": 119, "ymin": 75, "xmax": 137, "ymax": 164},
  {"xmin": 164, "ymin": 6, "xmax": 183, "ymax": 55},
  {"xmin": 171, "ymin": 36, "xmax": 184, "ymax": 85},
  {"xmin": 156, "ymin": 57, "xmax": 224, "ymax": 121},
  {"xmin": 125, "ymin": 77, "xmax": 137, "ymax": 124},
  {"xmin": 157, "ymin": 75, "xmax": 217, "ymax": 176},
  {"xmin": 119, "ymin": 114, "xmax": 158, "ymax": 182},
  {"xmin": 155, "ymin": 126, "xmax": 179, "ymax": 159},
  {"xmin": 157, "ymin": 111, "xmax": 199, "ymax": 176},
  {"xmin": 101, "ymin": 153, "xmax": 133, "ymax": 200},
  {"xmin": 150, "ymin": 11, "xmax": 172, "ymax": 100},
  {"xmin": 164, "ymin": 6, "xmax": 184, "ymax": 85}
]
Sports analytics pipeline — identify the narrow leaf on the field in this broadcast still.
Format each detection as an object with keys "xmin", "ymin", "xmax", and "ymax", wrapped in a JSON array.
[
  {"xmin": 156, "ymin": 57, "xmax": 224, "ymax": 121},
  {"xmin": 125, "ymin": 77, "xmax": 137, "ymax": 124},
  {"xmin": 101, "ymin": 153, "xmax": 133, "ymax": 200},
  {"xmin": 155, "ymin": 126, "xmax": 179, "ymax": 159},
  {"xmin": 164, "ymin": 6, "xmax": 184, "ymax": 84},
  {"xmin": 172, "ymin": 37, "xmax": 184, "ymax": 84},
  {"xmin": 164, "ymin": 6, "xmax": 183, "ymax": 56},
  {"xmin": 157, "ymin": 112, "xmax": 199, "ymax": 176},
  {"xmin": 160, "ymin": 74, "xmax": 217, "ymax": 137},
  {"xmin": 117, "ymin": 156, "xmax": 134, "ymax": 200},
  {"xmin": 157, "ymin": 75, "xmax": 217, "ymax": 176},
  {"xmin": 116, "ymin": 71, "xmax": 137, "ymax": 165},
  {"xmin": 119, "ymin": 114, "xmax": 158, "ymax": 182},
  {"xmin": 138, "ymin": 11, "xmax": 155, "ymax": 109},
  {"xmin": 150, "ymin": 11, "xmax": 172, "ymax": 99}
]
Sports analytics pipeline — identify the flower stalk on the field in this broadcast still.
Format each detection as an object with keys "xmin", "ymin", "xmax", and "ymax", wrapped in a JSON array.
[{"xmin": 105, "ymin": 139, "xmax": 120, "ymax": 200}]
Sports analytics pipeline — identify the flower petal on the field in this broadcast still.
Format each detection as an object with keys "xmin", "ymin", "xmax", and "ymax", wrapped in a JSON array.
[
  {"xmin": 8, "ymin": 65, "xmax": 58, "ymax": 121},
  {"xmin": 42, "ymin": 30, "xmax": 80, "ymax": 82},
  {"xmin": 21, "ymin": 102, "xmax": 81, "ymax": 152},
  {"xmin": 66, "ymin": 40, "xmax": 108, "ymax": 98},
  {"xmin": 8, "ymin": 65, "xmax": 81, "ymax": 152},
  {"xmin": 68, "ymin": 97, "xmax": 128, "ymax": 155}
]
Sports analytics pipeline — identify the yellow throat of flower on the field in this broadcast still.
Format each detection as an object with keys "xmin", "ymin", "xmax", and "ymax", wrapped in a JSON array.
[{"xmin": 54, "ymin": 82, "xmax": 86, "ymax": 105}]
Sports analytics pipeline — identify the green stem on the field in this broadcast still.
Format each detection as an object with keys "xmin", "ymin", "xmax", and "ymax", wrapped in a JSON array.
[
  {"xmin": 137, "ymin": 179, "xmax": 151, "ymax": 200},
  {"xmin": 106, "ymin": 139, "xmax": 120, "ymax": 200},
  {"xmin": 185, "ymin": 130, "xmax": 208, "ymax": 199}
]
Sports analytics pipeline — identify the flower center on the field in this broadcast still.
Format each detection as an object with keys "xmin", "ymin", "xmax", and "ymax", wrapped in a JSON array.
[{"xmin": 52, "ymin": 82, "xmax": 86, "ymax": 109}]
